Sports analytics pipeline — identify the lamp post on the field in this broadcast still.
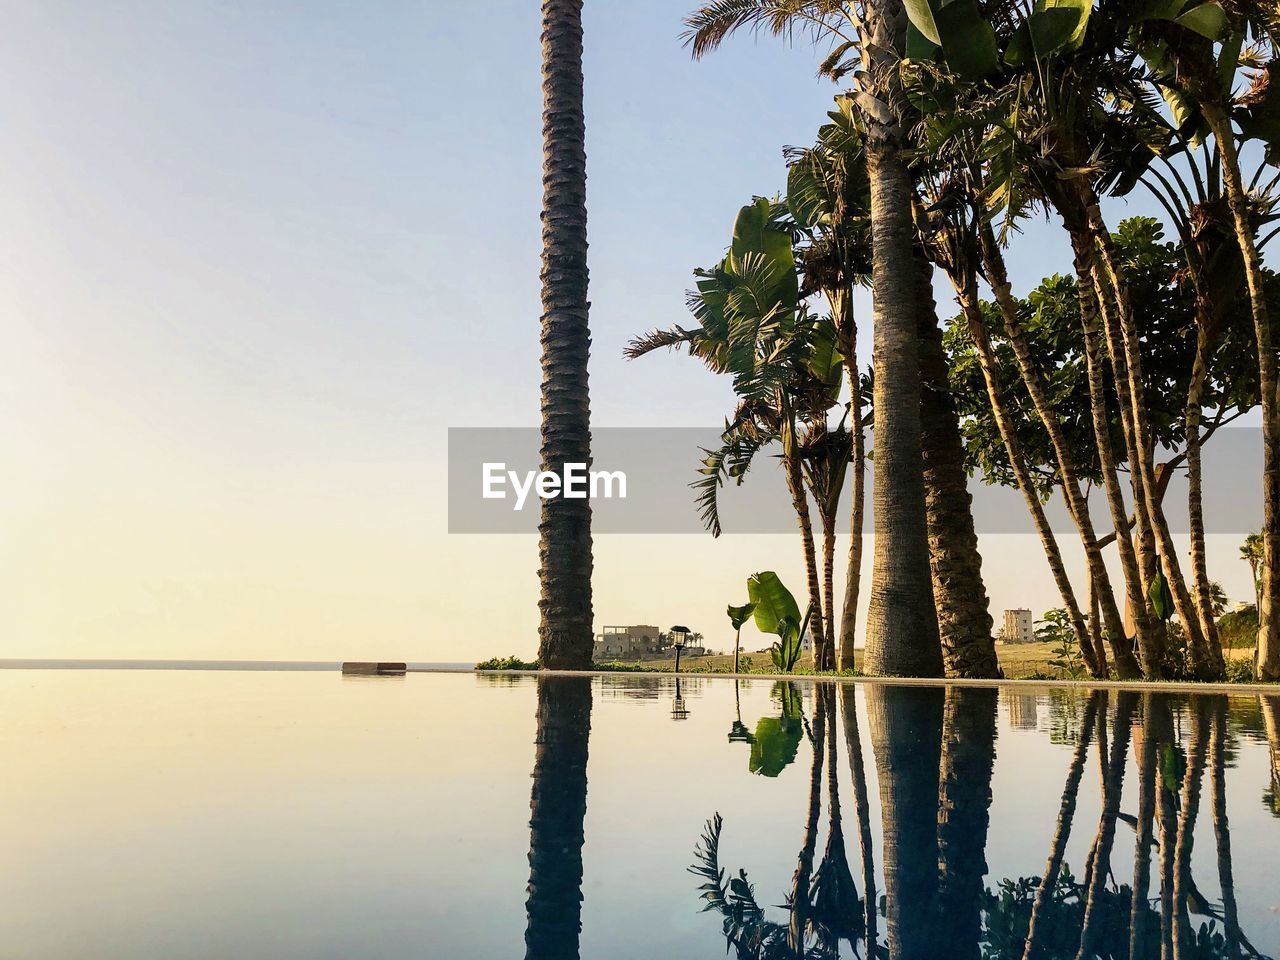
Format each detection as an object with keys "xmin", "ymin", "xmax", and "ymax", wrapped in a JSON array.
[
  {"xmin": 671, "ymin": 677, "xmax": 690, "ymax": 721},
  {"xmin": 670, "ymin": 625, "xmax": 689, "ymax": 674}
]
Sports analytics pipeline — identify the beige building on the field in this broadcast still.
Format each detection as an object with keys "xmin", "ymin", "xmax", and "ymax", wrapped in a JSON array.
[
  {"xmin": 593, "ymin": 625, "xmax": 662, "ymax": 661},
  {"xmin": 1000, "ymin": 608, "xmax": 1034, "ymax": 645}
]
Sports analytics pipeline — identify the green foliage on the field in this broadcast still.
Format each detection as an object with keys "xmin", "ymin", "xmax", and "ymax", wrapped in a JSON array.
[
  {"xmin": 474, "ymin": 655, "xmax": 539, "ymax": 671},
  {"xmin": 727, "ymin": 601, "xmax": 757, "ymax": 631},
  {"xmin": 749, "ymin": 682, "xmax": 804, "ymax": 776},
  {"xmin": 1039, "ymin": 609, "xmax": 1087, "ymax": 680},
  {"xmin": 747, "ymin": 571, "xmax": 808, "ymax": 671}
]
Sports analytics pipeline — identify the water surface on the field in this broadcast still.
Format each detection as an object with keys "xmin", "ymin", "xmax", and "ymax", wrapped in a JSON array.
[{"xmin": 2, "ymin": 670, "xmax": 1277, "ymax": 958}]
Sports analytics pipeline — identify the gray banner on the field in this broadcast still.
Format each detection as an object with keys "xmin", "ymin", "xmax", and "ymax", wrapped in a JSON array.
[{"xmin": 447, "ymin": 426, "xmax": 1264, "ymax": 535}]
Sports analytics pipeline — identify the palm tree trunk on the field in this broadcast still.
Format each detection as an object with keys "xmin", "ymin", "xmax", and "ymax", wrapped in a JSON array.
[
  {"xmin": 840, "ymin": 683, "xmax": 878, "ymax": 947},
  {"xmin": 822, "ymin": 510, "xmax": 837, "ymax": 670},
  {"xmin": 867, "ymin": 684, "xmax": 944, "ymax": 960},
  {"xmin": 935, "ymin": 688, "xmax": 997, "ymax": 959},
  {"xmin": 786, "ymin": 444, "xmax": 828, "ymax": 669},
  {"xmin": 1129, "ymin": 693, "xmax": 1161, "ymax": 960},
  {"xmin": 1072, "ymin": 234, "xmax": 1163, "ymax": 678},
  {"xmin": 952, "ymin": 275, "xmax": 1101, "ymax": 678},
  {"xmin": 980, "ymin": 225, "xmax": 1139, "ymax": 678},
  {"xmin": 1264, "ymin": 695, "xmax": 1280, "ymax": 820},
  {"xmin": 537, "ymin": 0, "xmax": 594, "ymax": 668},
  {"xmin": 1082, "ymin": 194, "xmax": 1220, "ymax": 679},
  {"xmin": 1074, "ymin": 691, "xmax": 1136, "ymax": 960},
  {"xmin": 835, "ymin": 287, "xmax": 866, "ymax": 672},
  {"xmin": 915, "ymin": 249, "xmax": 1000, "ymax": 679},
  {"xmin": 1208, "ymin": 697, "xmax": 1243, "ymax": 957},
  {"xmin": 1186, "ymin": 317, "xmax": 1224, "ymax": 656},
  {"xmin": 524, "ymin": 677, "xmax": 592, "ymax": 959},
  {"xmin": 1172, "ymin": 698, "xmax": 1209, "ymax": 960},
  {"xmin": 858, "ymin": 0, "xmax": 942, "ymax": 677},
  {"xmin": 1021, "ymin": 691, "xmax": 1101, "ymax": 960},
  {"xmin": 789, "ymin": 685, "xmax": 826, "ymax": 953},
  {"xmin": 1202, "ymin": 106, "xmax": 1280, "ymax": 681}
]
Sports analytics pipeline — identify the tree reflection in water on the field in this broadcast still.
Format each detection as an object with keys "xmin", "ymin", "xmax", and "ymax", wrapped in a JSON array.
[
  {"xmin": 689, "ymin": 685, "xmax": 1277, "ymax": 960},
  {"xmin": 523, "ymin": 676, "xmax": 592, "ymax": 960}
]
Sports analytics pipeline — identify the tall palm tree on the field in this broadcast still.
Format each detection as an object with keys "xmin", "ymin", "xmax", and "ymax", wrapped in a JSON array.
[
  {"xmin": 537, "ymin": 0, "xmax": 594, "ymax": 669},
  {"xmin": 867, "ymin": 684, "xmax": 944, "ymax": 959},
  {"xmin": 857, "ymin": 0, "xmax": 942, "ymax": 675},
  {"xmin": 524, "ymin": 677, "xmax": 593, "ymax": 959}
]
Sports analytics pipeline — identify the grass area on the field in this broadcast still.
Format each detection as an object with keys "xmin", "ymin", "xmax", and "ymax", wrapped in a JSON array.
[{"xmin": 593, "ymin": 640, "xmax": 1265, "ymax": 681}]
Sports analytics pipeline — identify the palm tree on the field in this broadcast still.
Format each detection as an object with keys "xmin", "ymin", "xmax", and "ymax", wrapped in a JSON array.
[
  {"xmin": 683, "ymin": 1, "xmax": 943, "ymax": 676},
  {"xmin": 867, "ymin": 684, "xmax": 944, "ymax": 958},
  {"xmin": 1242, "ymin": 532, "xmax": 1265, "ymax": 610},
  {"xmin": 537, "ymin": 0, "xmax": 594, "ymax": 669},
  {"xmin": 857, "ymin": 0, "xmax": 942, "ymax": 676},
  {"xmin": 524, "ymin": 677, "xmax": 593, "ymax": 959}
]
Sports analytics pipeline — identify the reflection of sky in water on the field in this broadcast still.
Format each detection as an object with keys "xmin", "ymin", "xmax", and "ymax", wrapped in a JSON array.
[{"xmin": 0, "ymin": 670, "xmax": 1276, "ymax": 958}]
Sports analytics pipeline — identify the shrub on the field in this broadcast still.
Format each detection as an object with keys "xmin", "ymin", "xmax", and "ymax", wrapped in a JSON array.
[{"xmin": 474, "ymin": 655, "xmax": 539, "ymax": 671}]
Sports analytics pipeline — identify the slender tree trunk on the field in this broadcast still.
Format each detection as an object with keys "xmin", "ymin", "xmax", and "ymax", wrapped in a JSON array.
[
  {"xmin": 1151, "ymin": 702, "xmax": 1179, "ymax": 960},
  {"xmin": 858, "ymin": 0, "xmax": 941, "ymax": 677},
  {"xmin": 788, "ymin": 684, "xmax": 826, "ymax": 953},
  {"xmin": 1264, "ymin": 695, "xmax": 1280, "ymax": 821},
  {"xmin": 1129, "ymin": 694, "xmax": 1161, "ymax": 960},
  {"xmin": 786, "ymin": 443, "xmax": 828, "ymax": 669},
  {"xmin": 1172, "ymin": 699, "xmax": 1209, "ymax": 960},
  {"xmin": 867, "ymin": 684, "xmax": 944, "ymax": 960},
  {"xmin": 952, "ymin": 276, "xmax": 1100, "ymax": 677},
  {"xmin": 1208, "ymin": 697, "xmax": 1243, "ymax": 957},
  {"xmin": 1082, "ymin": 193, "xmax": 1220, "ymax": 678},
  {"xmin": 1074, "ymin": 691, "xmax": 1136, "ymax": 960},
  {"xmin": 1186, "ymin": 315, "xmax": 1223, "ymax": 655},
  {"xmin": 835, "ymin": 287, "xmax": 866, "ymax": 671},
  {"xmin": 1202, "ymin": 107, "xmax": 1280, "ymax": 681},
  {"xmin": 524, "ymin": 677, "xmax": 592, "ymax": 959},
  {"xmin": 537, "ymin": 0, "xmax": 594, "ymax": 668},
  {"xmin": 840, "ymin": 683, "xmax": 878, "ymax": 947},
  {"xmin": 1072, "ymin": 234, "xmax": 1163, "ymax": 678},
  {"xmin": 822, "ymin": 510, "xmax": 837, "ymax": 671},
  {"xmin": 1022, "ymin": 691, "xmax": 1101, "ymax": 960},
  {"xmin": 935, "ymin": 688, "xmax": 997, "ymax": 959},
  {"xmin": 979, "ymin": 227, "xmax": 1137, "ymax": 676},
  {"xmin": 915, "ymin": 250, "xmax": 1000, "ymax": 679},
  {"xmin": 814, "ymin": 686, "xmax": 860, "ymax": 953}
]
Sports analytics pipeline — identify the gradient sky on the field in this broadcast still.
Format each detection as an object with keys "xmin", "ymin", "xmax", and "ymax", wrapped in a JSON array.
[{"xmin": 0, "ymin": 0, "xmax": 1259, "ymax": 661}]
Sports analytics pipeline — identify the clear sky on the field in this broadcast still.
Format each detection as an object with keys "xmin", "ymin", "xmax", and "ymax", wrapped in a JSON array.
[{"xmin": 0, "ymin": 0, "xmax": 1258, "ymax": 661}]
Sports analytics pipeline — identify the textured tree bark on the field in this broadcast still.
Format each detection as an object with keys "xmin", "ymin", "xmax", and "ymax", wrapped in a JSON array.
[
  {"xmin": 952, "ymin": 277, "xmax": 1100, "ymax": 677},
  {"xmin": 980, "ymin": 230, "xmax": 1137, "ymax": 675},
  {"xmin": 858, "ymin": 0, "xmax": 942, "ymax": 677},
  {"xmin": 1208, "ymin": 697, "xmax": 1243, "ymax": 957},
  {"xmin": 785, "ymin": 441, "xmax": 829, "ymax": 669},
  {"xmin": 1128, "ymin": 693, "xmax": 1160, "ymax": 960},
  {"xmin": 1072, "ymin": 234, "xmax": 1163, "ymax": 678},
  {"xmin": 834, "ymin": 287, "xmax": 866, "ymax": 672},
  {"xmin": 523, "ymin": 677, "xmax": 592, "ymax": 960},
  {"xmin": 914, "ymin": 251, "xmax": 1000, "ymax": 679},
  {"xmin": 1082, "ymin": 195, "xmax": 1220, "ymax": 679},
  {"xmin": 1074, "ymin": 691, "xmax": 1136, "ymax": 960},
  {"xmin": 935, "ymin": 687, "xmax": 997, "ymax": 958},
  {"xmin": 1171, "ymin": 698, "xmax": 1209, "ymax": 960},
  {"xmin": 1185, "ymin": 315, "xmax": 1223, "ymax": 657},
  {"xmin": 537, "ymin": 0, "xmax": 594, "ymax": 668},
  {"xmin": 839, "ymin": 683, "xmax": 878, "ymax": 946},
  {"xmin": 788, "ymin": 684, "xmax": 826, "ymax": 953},
  {"xmin": 867, "ymin": 684, "xmax": 943, "ymax": 960},
  {"xmin": 1202, "ymin": 106, "xmax": 1280, "ymax": 681},
  {"xmin": 1021, "ymin": 691, "xmax": 1100, "ymax": 960},
  {"xmin": 821, "ymin": 510, "xmax": 837, "ymax": 671}
]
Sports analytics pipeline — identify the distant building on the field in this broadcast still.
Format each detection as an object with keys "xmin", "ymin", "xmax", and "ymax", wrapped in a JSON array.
[
  {"xmin": 1000, "ymin": 608, "xmax": 1034, "ymax": 645},
  {"xmin": 593, "ymin": 625, "xmax": 662, "ymax": 660},
  {"xmin": 1006, "ymin": 693, "xmax": 1039, "ymax": 730}
]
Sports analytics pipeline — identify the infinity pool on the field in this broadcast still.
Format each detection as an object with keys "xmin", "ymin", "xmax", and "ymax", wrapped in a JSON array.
[{"xmin": 1, "ymin": 669, "xmax": 1277, "ymax": 958}]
